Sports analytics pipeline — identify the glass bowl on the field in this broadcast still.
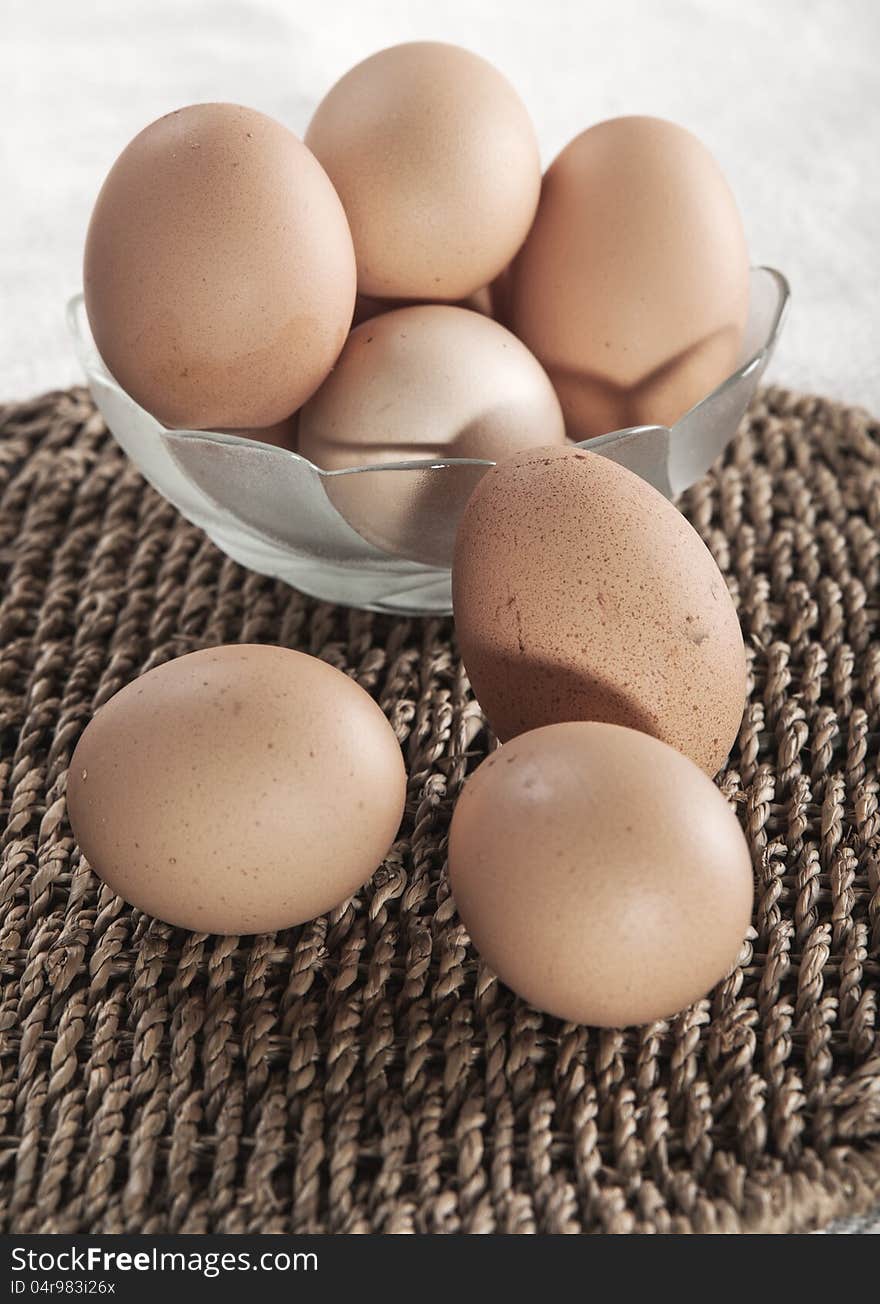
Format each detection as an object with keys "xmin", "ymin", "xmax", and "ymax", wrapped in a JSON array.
[{"xmin": 69, "ymin": 266, "xmax": 789, "ymax": 615}]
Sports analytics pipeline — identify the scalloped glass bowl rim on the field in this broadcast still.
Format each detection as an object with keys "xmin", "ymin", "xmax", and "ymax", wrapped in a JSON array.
[{"xmin": 67, "ymin": 265, "xmax": 790, "ymax": 478}]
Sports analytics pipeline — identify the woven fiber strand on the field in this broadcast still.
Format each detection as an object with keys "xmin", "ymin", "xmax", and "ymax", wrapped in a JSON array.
[{"xmin": 1, "ymin": 386, "xmax": 880, "ymax": 1236}]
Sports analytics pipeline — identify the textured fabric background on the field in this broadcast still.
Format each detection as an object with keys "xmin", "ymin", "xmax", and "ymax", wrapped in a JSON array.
[
  {"xmin": 3, "ymin": 0, "xmax": 880, "ymax": 412},
  {"xmin": 1, "ymin": 385, "xmax": 879, "ymax": 1233}
]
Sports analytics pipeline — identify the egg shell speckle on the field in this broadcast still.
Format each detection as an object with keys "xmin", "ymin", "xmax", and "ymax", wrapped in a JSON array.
[
  {"xmin": 452, "ymin": 445, "xmax": 747, "ymax": 774},
  {"xmin": 448, "ymin": 721, "xmax": 754, "ymax": 1026},
  {"xmin": 66, "ymin": 645, "xmax": 405, "ymax": 934},
  {"xmin": 84, "ymin": 103, "xmax": 356, "ymax": 430},
  {"xmin": 507, "ymin": 116, "xmax": 750, "ymax": 436},
  {"xmin": 305, "ymin": 42, "xmax": 541, "ymax": 300}
]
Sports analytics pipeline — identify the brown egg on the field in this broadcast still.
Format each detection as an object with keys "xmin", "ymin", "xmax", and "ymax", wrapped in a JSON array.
[
  {"xmin": 449, "ymin": 721, "xmax": 754, "ymax": 1026},
  {"xmin": 305, "ymin": 42, "xmax": 541, "ymax": 300},
  {"xmin": 452, "ymin": 445, "xmax": 746, "ymax": 774},
  {"xmin": 298, "ymin": 305, "xmax": 566, "ymax": 567},
  {"xmin": 66, "ymin": 645, "xmax": 405, "ymax": 934},
  {"xmin": 84, "ymin": 103, "xmax": 356, "ymax": 430},
  {"xmin": 508, "ymin": 116, "xmax": 750, "ymax": 437},
  {"xmin": 217, "ymin": 412, "xmax": 299, "ymax": 451}
]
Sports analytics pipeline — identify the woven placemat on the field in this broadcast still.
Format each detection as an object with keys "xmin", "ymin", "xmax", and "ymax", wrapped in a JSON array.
[{"xmin": 1, "ymin": 385, "xmax": 879, "ymax": 1235}]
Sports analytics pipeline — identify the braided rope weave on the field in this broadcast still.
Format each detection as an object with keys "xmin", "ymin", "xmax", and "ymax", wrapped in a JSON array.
[{"xmin": 0, "ymin": 386, "xmax": 879, "ymax": 1234}]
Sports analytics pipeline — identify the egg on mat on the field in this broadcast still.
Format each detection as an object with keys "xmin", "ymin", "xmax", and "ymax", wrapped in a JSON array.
[
  {"xmin": 84, "ymin": 103, "xmax": 356, "ymax": 430},
  {"xmin": 298, "ymin": 305, "xmax": 566, "ymax": 567},
  {"xmin": 66, "ymin": 645, "xmax": 405, "ymax": 934},
  {"xmin": 449, "ymin": 721, "xmax": 754, "ymax": 1026},
  {"xmin": 305, "ymin": 42, "xmax": 541, "ymax": 300},
  {"xmin": 507, "ymin": 116, "xmax": 750, "ymax": 437},
  {"xmin": 452, "ymin": 445, "xmax": 746, "ymax": 775}
]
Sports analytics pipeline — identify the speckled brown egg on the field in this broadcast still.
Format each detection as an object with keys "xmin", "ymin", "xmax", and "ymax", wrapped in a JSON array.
[
  {"xmin": 452, "ymin": 445, "xmax": 746, "ymax": 774},
  {"xmin": 66, "ymin": 645, "xmax": 405, "ymax": 934},
  {"xmin": 449, "ymin": 721, "xmax": 754, "ymax": 1026},
  {"xmin": 305, "ymin": 42, "xmax": 541, "ymax": 300},
  {"xmin": 298, "ymin": 305, "xmax": 566, "ymax": 567},
  {"xmin": 507, "ymin": 116, "xmax": 750, "ymax": 437},
  {"xmin": 84, "ymin": 103, "xmax": 356, "ymax": 430}
]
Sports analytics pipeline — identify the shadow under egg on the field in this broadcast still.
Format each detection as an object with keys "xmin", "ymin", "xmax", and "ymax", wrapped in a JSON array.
[{"xmin": 216, "ymin": 411, "xmax": 300, "ymax": 451}]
